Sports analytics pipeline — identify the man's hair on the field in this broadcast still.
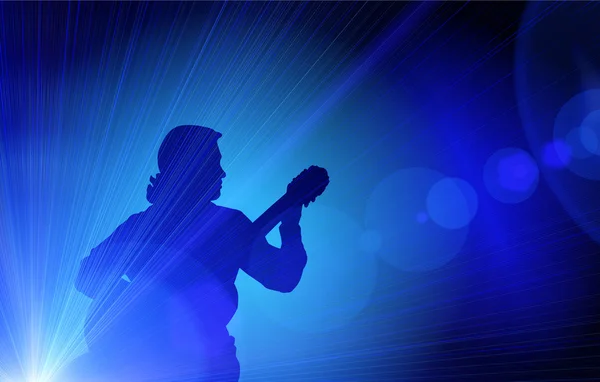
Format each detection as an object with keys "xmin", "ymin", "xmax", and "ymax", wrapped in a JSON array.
[{"xmin": 147, "ymin": 125, "xmax": 222, "ymax": 204}]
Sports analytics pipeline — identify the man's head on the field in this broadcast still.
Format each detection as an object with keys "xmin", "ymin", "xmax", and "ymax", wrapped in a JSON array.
[{"xmin": 147, "ymin": 125, "xmax": 226, "ymax": 204}]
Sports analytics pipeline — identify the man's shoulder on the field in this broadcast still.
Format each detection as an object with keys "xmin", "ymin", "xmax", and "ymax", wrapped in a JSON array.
[
  {"xmin": 107, "ymin": 210, "xmax": 147, "ymax": 239},
  {"xmin": 122, "ymin": 210, "xmax": 149, "ymax": 227},
  {"xmin": 210, "ymin": 204, "xmax": 252, "ymax": 225}
]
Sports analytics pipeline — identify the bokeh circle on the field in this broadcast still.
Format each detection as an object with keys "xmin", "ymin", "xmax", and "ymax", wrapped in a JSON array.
[
  {"xmin": 553, "ymin": 90, "xmax": 600, "ymax": 180},
  {"xmin": 515, "ymin": 1, "xmax": 600, "ymax": 244},
  {"xmin": 426, "ymin": 177, "xmax": 478, "ymax": 229},
  {"xmin": 365, "ymin": 168, "xmax": 469, "ymax": 272},
  {"xmin": 483, "ymin": 148, "xmax": 539, "ymax": 204}
]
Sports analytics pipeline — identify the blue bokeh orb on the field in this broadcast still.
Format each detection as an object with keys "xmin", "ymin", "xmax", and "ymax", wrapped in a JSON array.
[
  {"xmin": 515, "ymin": 2, "xmax": 600, "ymax": 245},
  {"xmin": 565, "ymin": 127, "xmax": 594, "ymax": 160},
  {"xmin": 426, "ymin": 177, "xmax": 478, "ymax": 230},
  {"xmin": 484, "ymin": 148, "xmax": 539, "ymax": 204},
  {"xmin": 365, "ymin": 168, "xmax": 469, "ymax": 272},
  {"xmin": 416, "ymin": 211, "xmax": 429, "ymax": 224},
  {"xmin": 580, "ymin": 110, "xmax": 600, "ymax": 155},
  {"xmin": 553, "ymin": 90, "xmax": 600, "ymax": 180}
]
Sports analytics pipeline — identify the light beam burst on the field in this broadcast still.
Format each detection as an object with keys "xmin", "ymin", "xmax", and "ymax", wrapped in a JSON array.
[{"xmin": 0, "ymin": 2, "xmax": 427, "ymax": 380}]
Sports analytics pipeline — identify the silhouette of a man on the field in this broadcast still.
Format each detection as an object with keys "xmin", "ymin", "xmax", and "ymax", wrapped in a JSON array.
[{"xmin": 73, "ymin": 125, "xmax": 307, "ymax": 381}]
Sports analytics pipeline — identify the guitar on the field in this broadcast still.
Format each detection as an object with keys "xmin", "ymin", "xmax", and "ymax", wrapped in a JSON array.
[
  {"xmin": 247, "ymin": 165, "xmax": 329, "ymax": 238},
  {"xmin": 68, "ymin": 166, "xmax": 329, "ymax": 381}
]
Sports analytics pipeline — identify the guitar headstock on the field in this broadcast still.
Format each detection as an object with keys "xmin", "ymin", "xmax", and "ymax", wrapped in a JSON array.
[{"xmin": 286, "ymin": 165, "xmax": 330, "ymax": 207}]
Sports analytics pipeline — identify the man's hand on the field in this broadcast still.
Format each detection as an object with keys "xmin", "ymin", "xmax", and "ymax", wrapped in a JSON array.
[{"xmin": 281, "ymin": 204, "xmax": 302, "ymax": 227}]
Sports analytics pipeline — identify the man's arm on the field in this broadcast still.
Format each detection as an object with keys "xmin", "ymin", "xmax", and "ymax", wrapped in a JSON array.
[
  {"xmin": 75, "ymin": 214, "xmax": 139, "ymax": 299},
  {"xmin": 240, "ymin": 206, "xmax": 307, "ymax": 293}
]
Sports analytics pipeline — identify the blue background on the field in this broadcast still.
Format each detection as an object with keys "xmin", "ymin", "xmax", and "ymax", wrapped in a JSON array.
[{"xmin": 0, "ymin": 1, "xmax": 599, "ymax": 381}]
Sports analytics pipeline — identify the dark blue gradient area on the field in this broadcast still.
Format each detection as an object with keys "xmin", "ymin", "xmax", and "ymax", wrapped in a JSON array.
[{"xmin": 0, "ymin": 1, "xmax": 598, "ymax": 381}]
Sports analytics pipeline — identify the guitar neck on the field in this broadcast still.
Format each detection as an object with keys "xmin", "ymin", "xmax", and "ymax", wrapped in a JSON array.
[
  {"xmin": 251, "ymin": 166, "xmax": 328, "ymax": 237},
  {"xmin": 252, "ymin": 194, "xmax": 295, "ymax": 237}
]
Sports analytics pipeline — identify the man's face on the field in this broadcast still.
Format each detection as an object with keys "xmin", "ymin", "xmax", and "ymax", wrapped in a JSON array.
[
  {"xmin": 209, "ymin": 151, "xmax": 226, "ymax": 200},
  {"xmin": 185, "ymin": 146, "xmax": 226, "ymax": 202}
]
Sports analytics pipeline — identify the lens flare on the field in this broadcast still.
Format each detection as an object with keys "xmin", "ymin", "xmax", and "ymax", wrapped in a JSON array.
[
  {"xmin": 484, "ymin": 148, "xmax": 539, "ymax": 204},
  {"xmin": 426, "ymin": 177, "xmax": 478, "ymax": 230},
  {"xmin": 366, "ymin": 168, "xmax": 469, "ymax": 272}
]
